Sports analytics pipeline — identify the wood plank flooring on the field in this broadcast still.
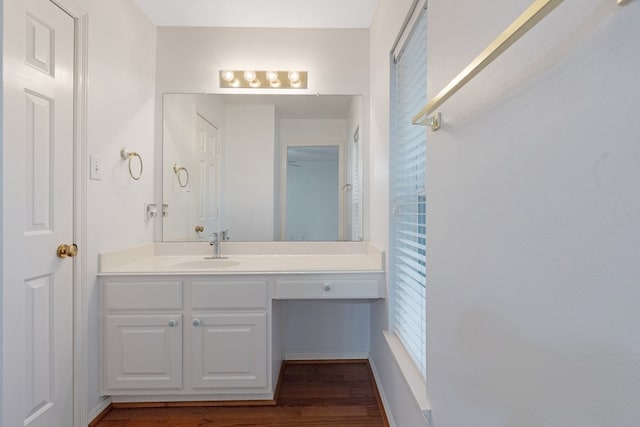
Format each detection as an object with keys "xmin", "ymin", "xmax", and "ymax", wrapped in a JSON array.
[{"xmin": 92, "ymin": 361, "xmax": 388, "ymax": 427}]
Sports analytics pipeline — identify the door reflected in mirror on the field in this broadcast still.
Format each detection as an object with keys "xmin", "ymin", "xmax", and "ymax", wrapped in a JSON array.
[{"xmin": 162, "ymin": 93, "xmax": 364, "ymax": 242}]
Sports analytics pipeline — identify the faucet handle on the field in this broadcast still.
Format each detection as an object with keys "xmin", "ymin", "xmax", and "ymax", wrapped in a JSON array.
[{"xmin": 208, "ymin": 232, "xmax": 218, "ymax": 245}]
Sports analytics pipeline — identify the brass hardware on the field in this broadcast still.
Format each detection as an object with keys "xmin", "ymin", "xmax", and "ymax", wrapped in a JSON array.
[
  {"xmin": 413, "ymin": 0, "xmax": 568, "ymax": 127},
  {"xmin": 173, "ymin": 164, "xmax": 190, "ymax": 188},
  {"xmin": 120, "ymin": 148, "xmax": 143, "ymax": 180},
  {"xmin": 57, "ymin": 243, "xmax": 78, "ymax": 258},
  {"xmin": 421, "ymin": 112, "xmax": 441, "ymax": 131},
  {"xmin": 195, "ymin": 225, "xmax": 204, "ymax": 233}
]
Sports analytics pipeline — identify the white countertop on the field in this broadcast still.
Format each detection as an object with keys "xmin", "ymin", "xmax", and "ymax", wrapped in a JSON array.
[{"xmin": 99, "ymin": 242, "xmax": 385, "ymax": 276}]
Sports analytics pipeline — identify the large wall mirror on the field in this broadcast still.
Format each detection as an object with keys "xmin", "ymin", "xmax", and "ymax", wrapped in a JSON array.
[{"xmin": 162, "ymin": 93, "xmax": 364, "ymax": 242}]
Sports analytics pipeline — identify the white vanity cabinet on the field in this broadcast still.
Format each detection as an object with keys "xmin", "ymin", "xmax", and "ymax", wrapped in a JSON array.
[
  {"xmin": 101, "ymin": 277, "xmax": 273, "ymax": 399},
  {"xmin": 99, "ymin": 245, "xmax": 386, "ymax": 403},
  {"xmin": 189, "ymin": 280, "xmax": 269, "ymax": 390},
  {"xmin": 102, "ymin": 281, "xmax": 184, "ymax": 392},
  {"xmin": 104, "ymin": 314, "xmax": 183, "ymax": 390}
]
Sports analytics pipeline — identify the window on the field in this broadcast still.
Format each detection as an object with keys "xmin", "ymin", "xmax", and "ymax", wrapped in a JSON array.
[
  {"xmin": 351, "ymin": 126, "xmax": 362, "ymax": 241},
  {"xmin": 389, "ymin": 2, "xmax": 428, "ymax": 378}
]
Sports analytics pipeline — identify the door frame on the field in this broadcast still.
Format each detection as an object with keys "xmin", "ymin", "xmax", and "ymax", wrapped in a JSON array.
[{"xmin": 49, "ymin": 1, "xmax": 89, "ymax": 426}]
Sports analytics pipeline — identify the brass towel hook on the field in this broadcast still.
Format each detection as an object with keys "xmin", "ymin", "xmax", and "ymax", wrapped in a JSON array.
[{"xmin": 120, "ymin": 148, "xmax": 143, "ymax": 180}]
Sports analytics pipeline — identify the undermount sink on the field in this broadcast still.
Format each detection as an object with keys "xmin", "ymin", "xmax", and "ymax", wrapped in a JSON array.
[{"xmin": 172, "ymin": 258, "xmax": 240, "ymax": 270}]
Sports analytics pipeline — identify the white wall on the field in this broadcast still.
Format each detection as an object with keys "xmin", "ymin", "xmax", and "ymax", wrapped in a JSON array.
[
  {"xmin": 370, "ymin": 1, "xmax": 640, "ymax": 426},
  {"xmin": 425, "ymin": 0, "xmax": 640, "ymax": 425},
  {"xmin": 155, "ymin": 27, "xmax": 369, "ymax": 95},
  {"xmin": 76, "ymin": 0, "xmax": 157, "ymax": 419},
  {"xmin": 224, "ymin": 104, "xmax": 276, "ymax": 241},
  {"xmin": 283, "ymin": 300, "xmax": 371, "ymax": 359}
]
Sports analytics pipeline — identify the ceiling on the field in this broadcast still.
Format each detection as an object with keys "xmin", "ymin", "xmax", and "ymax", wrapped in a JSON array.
[{"xmin": 132, "ymin": 0, "xmax": 380, "ymax": 28}]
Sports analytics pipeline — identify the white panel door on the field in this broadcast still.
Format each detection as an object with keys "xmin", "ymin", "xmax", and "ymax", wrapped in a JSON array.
[
  {"xmin": 192, "ymin": 114, "xmax": 219, "ymax": 239},
  {"xmin": 104, "ymin": 315, "xmax": 183, "ymax": 392},
  {"xmin": 2, "ymin": 0, "xmax": 75, "ymax": 426},
  {"xmin": 190, "ymin": 313, "xmax": 268, "ymax": 389}
]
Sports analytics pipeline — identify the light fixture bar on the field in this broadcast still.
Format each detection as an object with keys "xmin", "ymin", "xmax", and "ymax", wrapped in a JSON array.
[{"xmin": 219, "ymin": 70, "xmax": 308, "ymax": 89}]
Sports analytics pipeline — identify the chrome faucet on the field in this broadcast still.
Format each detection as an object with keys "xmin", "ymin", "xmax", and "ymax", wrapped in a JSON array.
[
  {"xmin": 206, "ymin": 229, "xmax": 229, "ymax": 259},
  {"xmin": 207, "ymin": 232, "xmax": 221, "ymax": 259}
]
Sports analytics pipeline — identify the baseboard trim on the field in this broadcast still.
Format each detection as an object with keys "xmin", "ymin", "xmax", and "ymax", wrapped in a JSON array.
[
  {"xmin": 366, "ymin": 359, "xmax": 391, "ymax": 427},
  {"xmin": 107, "ymin": 361, "xmax": 286, "ymax": 409},
  {"xmin": 284, "ymin": 351, "xmax": 369, "ymax": 360},
  {"xmin": 369, "ymin": 358, "xmax": 396, "ymax": 427},
  {"xmin": 112, "ymin": 399, "xmax": 277, "ymax": 409},
  {"xmin": 284, "ymin": 358, "xmax": 369, "ymax": 364},
  {"xmin": 87, "ymin": 402, "xmax": 112, "ymax": 427}
]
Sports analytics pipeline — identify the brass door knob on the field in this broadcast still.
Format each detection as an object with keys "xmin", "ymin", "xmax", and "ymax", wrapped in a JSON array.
[
  {"xmin": 195, "ymin": 225, "xmax": 204, "ymax": 233},
  {"xmin": 57, "ymin": 243, "xmax": 78, "ymax": 258}
]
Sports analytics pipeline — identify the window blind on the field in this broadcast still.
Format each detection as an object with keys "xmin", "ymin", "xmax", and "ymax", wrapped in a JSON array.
[
  {"xmin": 389, "ymin": 3, "xmax": 427, "ymax": 378},
  {"xmin": 351, "ymin": 134, "xmax": 362, "ymax": 241}
]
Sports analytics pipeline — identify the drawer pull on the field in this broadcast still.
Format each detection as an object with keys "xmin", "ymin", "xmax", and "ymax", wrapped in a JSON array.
[
  {"xmin": 323, "ymin": 283, "xmax": 332, "ymax": 291},
  {"xmin": 168, "ymin": 319, "xmax": 177, "ymax": 327},
  {"xmin": 192, "ymin": 319, "xmax": 201, "ymax": 327}
]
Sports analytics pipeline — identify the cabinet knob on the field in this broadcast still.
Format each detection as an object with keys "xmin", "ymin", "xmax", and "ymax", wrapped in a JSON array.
[
  {"xmin": 168, "ymin": 319, "xmax": 177, "ymax": 327},
  {"xmin": 323, "ymin": 283, "xmax": 332, "ymax": 291},
  {"xmin": 192, "ymin": 319, "xmax": 201, "ymax": 327}
]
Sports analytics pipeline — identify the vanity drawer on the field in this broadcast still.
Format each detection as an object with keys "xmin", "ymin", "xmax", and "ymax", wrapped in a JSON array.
[
  {"xmin": 191, "ymin": 280, "xmax": 268, "ymax": 310},
  {"xmin": 274, "ymin": 278, "xmax": 382, "ymax": 299},
  {"xmin": 104, "ymin": 281, "xmax": 183, "ymax": 311}
]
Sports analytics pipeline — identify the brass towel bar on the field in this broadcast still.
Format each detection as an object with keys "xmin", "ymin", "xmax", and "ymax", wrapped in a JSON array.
[{"xmin": 413, "ymin": 0, "xmax": 626, "ymax": 130}]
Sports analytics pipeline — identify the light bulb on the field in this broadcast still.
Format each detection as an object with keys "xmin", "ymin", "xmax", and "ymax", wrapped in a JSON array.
[
  {"xmin": 290, "ymin": 79, "xmax": 301, "ymax": 88},
  {"xmin": 250, "ymin": 79, "xmax": 262, "ymax": 88},
  {"xmin": 221, "ymin": 70, "xmax": 235, "ymax": 82},
  {"xmin": 244, "ymin": 71, "xmax": 256, "ymax": 82},
  {"xmin": 230, "ymin": 78, "xmax": 240, "ymax": 88},
  {"xmin": 270, "ymin": 79, "xmax": 281, "ymax": 88},
  {"xmin": 288, "ymin": 71, "xmax": 300, "ymax": 83},
  {"xmin": 265, "ymin": 71, "xmax": 279, "ymax": 83}
]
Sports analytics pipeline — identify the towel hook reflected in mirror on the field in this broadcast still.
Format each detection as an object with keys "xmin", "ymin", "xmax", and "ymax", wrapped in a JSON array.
[{"xmin": 173, "ymin": 164, "xmax": 190, "ymax": 188}]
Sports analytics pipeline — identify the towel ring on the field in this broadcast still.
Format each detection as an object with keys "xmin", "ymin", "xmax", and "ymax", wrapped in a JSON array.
[
  {"xmin": 120, "ymin": 148, "xmax": 143, "ymax": 180},
  {"xmin": 173, "ymin": 164, "xmax": 190, "ymax": 188}
]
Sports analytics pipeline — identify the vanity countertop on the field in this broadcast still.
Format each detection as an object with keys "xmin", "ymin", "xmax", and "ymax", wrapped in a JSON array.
[{"xmin": 99, "ymin": 242, "xmax": 385, "ymax": 276}]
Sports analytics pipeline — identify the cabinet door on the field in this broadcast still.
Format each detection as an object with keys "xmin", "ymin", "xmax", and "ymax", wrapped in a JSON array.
[
  {"xmin": 104, "ymin": 315, "xmax": 182, "ymax": 391},
  {"xmin": 190, "ymin": 313, "xmax": 267, "ymax": 389}
]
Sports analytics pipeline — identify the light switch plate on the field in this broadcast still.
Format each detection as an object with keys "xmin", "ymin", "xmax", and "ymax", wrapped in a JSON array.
[{"xmin": 90, "ymin": 155, "xmax": 102, "ymax": 180}]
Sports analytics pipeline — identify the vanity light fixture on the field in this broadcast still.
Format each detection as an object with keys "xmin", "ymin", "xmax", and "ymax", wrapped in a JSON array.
[
  {"xmin": 243, "ymin": 70, "xmax": 257, "ymax": 82},
  {"xmin": 219, "ymin": 70, "xmax": 307, "ymax": 89},
  {"xmin": 221, "ymin": 70, "xmax": 235, "ymax": 82}
]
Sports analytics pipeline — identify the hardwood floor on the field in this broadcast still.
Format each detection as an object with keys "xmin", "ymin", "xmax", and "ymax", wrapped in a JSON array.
[{"xmin": 92, "ymin": 361, "xmax": 388, "ymax": 427}]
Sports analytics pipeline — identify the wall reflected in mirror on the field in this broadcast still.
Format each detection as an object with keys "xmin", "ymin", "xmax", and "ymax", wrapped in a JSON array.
[{"xmin": 162, "ymin": 93, "xmax": 363, "ymax": 242}]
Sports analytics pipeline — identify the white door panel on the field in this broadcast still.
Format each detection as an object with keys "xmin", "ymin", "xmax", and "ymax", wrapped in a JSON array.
[
  {"xmin": 192, "ymin": 115, "xmax": 219, "ymax": 239},
  {"xmin": 3, "ymin": 0, "xmax": 75, "ymax": 426}
]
